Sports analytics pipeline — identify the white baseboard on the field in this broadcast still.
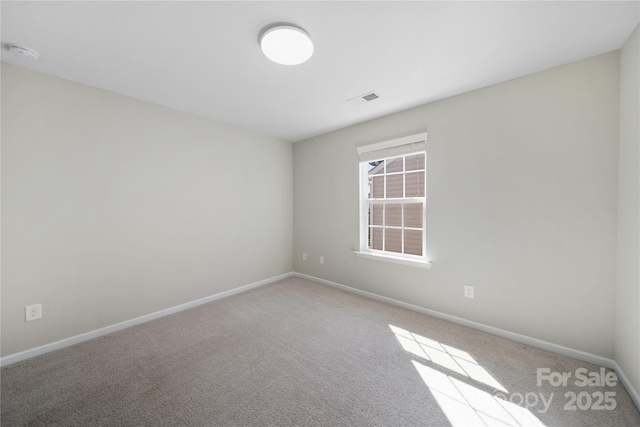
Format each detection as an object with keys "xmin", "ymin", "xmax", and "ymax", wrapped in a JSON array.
[
  {"xmin": 611, "ymin": 360, "xmax": 640, "ymax": 411},
  {"xmin": 3, "ymin": 270, "xmax": 638, "ymax": 412},
  {"xmin": 293, "ymin": 272, "xmax": 640, "ymax": 411},
  {"xmin": 0, "ymin": 272, "xmax": 292, "ymax": 367}
]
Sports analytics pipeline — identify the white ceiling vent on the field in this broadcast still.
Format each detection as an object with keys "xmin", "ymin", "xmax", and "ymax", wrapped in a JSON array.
[{"xmin": 346, "ymin": 91, "xmax": 380, "ymax": 106}]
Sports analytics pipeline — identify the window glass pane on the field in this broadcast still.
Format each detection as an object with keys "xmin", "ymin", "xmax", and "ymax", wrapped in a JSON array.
[
  {"xmin": 386, "ymin": 157, "xmax": 403, "ymax": 173},
  {"xmin": 369, "ymin": 161, "xmax": 385, "ymax": 175},
  {"xmin": 405, "ymin": 153, "xmax": 425, "ymax": 171},
  {"xmin": 405, "ymin": 171, "xmax": 424, "ymax": 197},
  {"xmin": 404, "ymin": 203, "xmax": 423, "ymax": 228},
  {"xmin": 371, "ymin": 176, "xmax": 384, "ymax": 198},
  {"xmin": 386, "ymin": 174, "xmax": 403, "ymax": 198},
  {"xmin": 370, "ymin": 227, "xmax": 383, "ymax": 250},
  {"xmin": 361, "ymin": 149, "xmax": 427, "ymax": 259},
  {"xmin": 385, "ymin": 204, "xmax": 402, "ymax": 227},
  {"xmin": 385, "ymin": 228, "xmax": 402, "ymax": 253},
  {"xmin": 371, "ymin": 204, "xmax": 383, "ymax": 226},
  {"xmin": 404, "ymin": 230, "xmax": 423, "ymax": 256}
]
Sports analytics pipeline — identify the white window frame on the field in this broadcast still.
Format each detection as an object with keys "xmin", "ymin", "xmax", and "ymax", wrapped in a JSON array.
[{"xmin": 355, "ymin": 132, "xmax": 432, "ymax": 268}]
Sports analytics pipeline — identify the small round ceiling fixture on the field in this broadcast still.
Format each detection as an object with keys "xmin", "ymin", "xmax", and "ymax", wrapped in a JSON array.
[
  {"xmin": 260, "ymin": 25, "xmax": 313, "ymax": 65},
  {"xmin": 7, "ymin": 44, "xmax": 39, "ymax": 61}
]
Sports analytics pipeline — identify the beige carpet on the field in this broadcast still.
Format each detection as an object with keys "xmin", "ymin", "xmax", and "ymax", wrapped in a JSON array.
[{"xmin": 2, "ymin": 276, "xmax": 639, "ymax": 426}]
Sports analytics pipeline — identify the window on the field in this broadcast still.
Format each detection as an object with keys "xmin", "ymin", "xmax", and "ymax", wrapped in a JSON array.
[{"xmin": 356, "ymin": 133, "xmax": 431, "ymax": 268}]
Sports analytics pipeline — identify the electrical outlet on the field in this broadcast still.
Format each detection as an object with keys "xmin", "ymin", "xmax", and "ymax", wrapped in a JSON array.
[
  {"xmin": 320, "ymin": 256, "xmax": 324, "ymax": 265},
  {"xmin": 464, "ymin": 285, "xmax": 474, "ymax": 299},
  {"xmin": 302, "ymin": 252, "xmax": 307, "ymax": 261},
  {"xmin": 25, "ymin": 304, "xmax": 42, "ymax": 321}
]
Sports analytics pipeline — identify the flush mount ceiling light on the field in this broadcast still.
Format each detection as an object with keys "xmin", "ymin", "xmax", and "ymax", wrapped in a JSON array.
[
  {"xmin": 6, "ymin": 43, "xmax": 39, "ymax": 60},
  {"xmin": 260, "ymin": 25, "xmax": 313, "ymax": 65}
]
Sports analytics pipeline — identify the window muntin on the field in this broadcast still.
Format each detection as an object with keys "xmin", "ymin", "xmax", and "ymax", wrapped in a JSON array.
[{"xmin": 362, "ymin": 151, "xmax": 426, "ymax": 260}]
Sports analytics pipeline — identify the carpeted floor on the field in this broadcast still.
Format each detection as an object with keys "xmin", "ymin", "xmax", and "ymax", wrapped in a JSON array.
[{"xmin": 2, "ymin": 276, "xmax": 639, "ymax": 426}]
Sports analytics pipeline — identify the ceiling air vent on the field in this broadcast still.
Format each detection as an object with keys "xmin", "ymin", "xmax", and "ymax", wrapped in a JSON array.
[
  {"xmin": 346, "ymin": 91, "xmax": 380, "ymax": 106},
  {"xmin": 362, "ymin": 92, "xmax": 379, "ymax": 101}
]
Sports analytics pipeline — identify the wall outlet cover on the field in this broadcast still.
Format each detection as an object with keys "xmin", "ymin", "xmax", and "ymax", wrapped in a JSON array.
[
  {"xmin": 464, "ymin": 285, "xmax": 474, "ymax": 299},
  {"xmin": 25, "ymin": 304, "xmax": 42, "ymax": 321}
]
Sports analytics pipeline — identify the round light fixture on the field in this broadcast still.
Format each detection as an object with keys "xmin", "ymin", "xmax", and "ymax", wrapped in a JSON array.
[
  {"xmin": 7, "ymin": 44, "xmax": 39, "ymax": 61},
  {"xmin": 260, "ymin": 25, "xmax": 313, "ymax": 65}
]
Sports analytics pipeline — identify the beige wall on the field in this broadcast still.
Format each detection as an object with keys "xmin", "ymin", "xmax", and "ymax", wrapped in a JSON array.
[
  {"xmin": 293, "ymin": 52, "xmax": 620, "ymax": 358},
  {"xmin": 1, "ymin": 33, "xmax": 634, "ymax": 378},
  {"xmin": 1, "ymin": 63, "xmax": 293, "ymax": 356},
  {"xmin": 616, "ymin": 24, "xmax": 640, "ymax": 395}
]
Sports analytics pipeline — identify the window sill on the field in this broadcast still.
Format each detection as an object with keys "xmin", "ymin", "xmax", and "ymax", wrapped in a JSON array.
[{"xmin": 354, "ymin": 251, "xmax": 432, "ymax": 269}]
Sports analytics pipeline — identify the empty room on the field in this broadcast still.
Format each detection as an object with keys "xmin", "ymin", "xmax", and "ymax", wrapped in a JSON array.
[{"xmin": 1, "ymin": 1, "xmax": 639, "ymax": 426}]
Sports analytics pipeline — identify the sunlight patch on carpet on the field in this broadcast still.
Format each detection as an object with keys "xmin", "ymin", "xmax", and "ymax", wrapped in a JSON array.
[{"xmin": 390, "ymin": 324, "xmax": 546, "ymax": 426}]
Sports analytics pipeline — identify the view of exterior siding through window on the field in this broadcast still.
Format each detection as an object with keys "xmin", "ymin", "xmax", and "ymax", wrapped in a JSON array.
[{"xmin": 367, "ymin": 152, "xmax": 425, "ymax": 256}]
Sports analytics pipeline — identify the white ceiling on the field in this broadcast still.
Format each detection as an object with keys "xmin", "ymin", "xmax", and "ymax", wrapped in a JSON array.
[{"xmin": 2, "ymin": 1, "xmax": 639, "ymax": 142}]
